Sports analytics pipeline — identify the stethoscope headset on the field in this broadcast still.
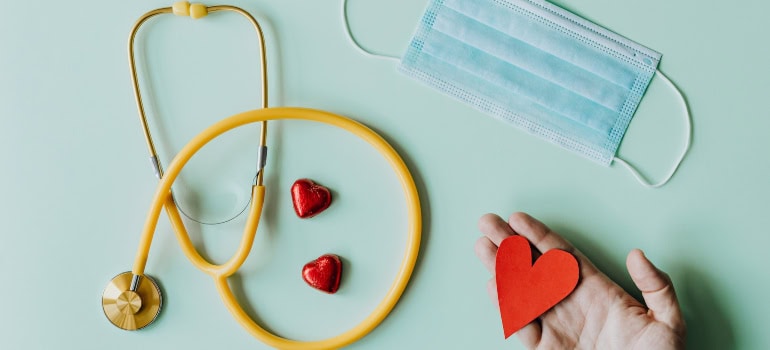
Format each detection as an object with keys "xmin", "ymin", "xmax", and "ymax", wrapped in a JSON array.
[{"xmin": 100, "ymin": 2, "xmax": 421, "ymax": 349}]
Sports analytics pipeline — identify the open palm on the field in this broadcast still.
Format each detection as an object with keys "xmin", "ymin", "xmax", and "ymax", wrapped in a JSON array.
[{"xmin": 475, "ymin": 213, "xmax": 686, "ymax": 349}]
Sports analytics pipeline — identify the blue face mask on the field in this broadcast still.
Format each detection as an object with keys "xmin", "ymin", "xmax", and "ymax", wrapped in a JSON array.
[{"xmin": 342, "ymin": 0, "xmax": 691, "ymax": 188}]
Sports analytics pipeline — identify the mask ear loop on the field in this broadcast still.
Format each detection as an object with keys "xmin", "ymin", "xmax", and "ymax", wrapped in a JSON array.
[
  {"xmin": 613, "ymin": 69, "xmax": 692, "ymax": 188},
  {"xmin": 342, "ymin": 0, "xmax": 400, "ymax": 62}
]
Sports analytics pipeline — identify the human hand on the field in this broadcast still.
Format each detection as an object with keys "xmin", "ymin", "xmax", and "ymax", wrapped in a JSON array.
[{"xmin": 475, "ymin": 213, "xmax": 686, "ymax": 349}]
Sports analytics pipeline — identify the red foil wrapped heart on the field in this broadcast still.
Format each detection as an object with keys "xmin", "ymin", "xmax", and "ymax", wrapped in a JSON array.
[
  {"xmin": 291, "ymin": 179, "xmax": 332, "ymax": 218},
  {"xmin": 302, "ymin": 254, "xmax": 342, "ymax": 294}
]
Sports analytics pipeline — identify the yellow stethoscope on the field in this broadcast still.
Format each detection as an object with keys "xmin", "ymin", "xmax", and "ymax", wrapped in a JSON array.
[{"xmin": 101, "ymin": 2, "xmax": 421, "ymax": 349}]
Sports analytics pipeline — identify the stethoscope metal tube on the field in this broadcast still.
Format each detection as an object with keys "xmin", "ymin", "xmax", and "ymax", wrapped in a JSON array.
[
  {"xmin": 135, "ymin": 4, "xmax": 268, "ymax": 226},
  {"xmin": 128, "ymin": 4, "xmax": 270, "ymax": 186}
]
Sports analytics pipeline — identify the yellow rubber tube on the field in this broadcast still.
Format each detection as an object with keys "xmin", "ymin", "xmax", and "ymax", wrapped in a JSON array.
[{"xmin": 131, "ymin": 107, "xmax": 421, "ymax": 349}]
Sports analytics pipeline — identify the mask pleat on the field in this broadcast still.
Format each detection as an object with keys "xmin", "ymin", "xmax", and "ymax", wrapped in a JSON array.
[
  {"xmin": 443, "ymin": 0, "xmax": 640, "ymax": 88},
  {"xmin": 402, "ymin": 51, "xmax": 610, "ymax": 159},
  {"xmin": 422, "ymin": 31, "xmax": 617, "ymax": 135},
  {"xmin": 432, "ymin": 7, "xmax": 630, "ymax": 114}
]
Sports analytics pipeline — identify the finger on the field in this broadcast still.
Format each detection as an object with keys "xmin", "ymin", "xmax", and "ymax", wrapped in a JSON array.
[
  {"xmin": 487, "ymin": 278, "xmax": 498, "ymax": 305},
  {"xmin": 478, "ymin": 213, "xmax": 516, "ymax": 247},
  {"xmin": 507, "ymin": 212, "xmax": 601, "ymax": 278},
  {"xmin": 626, "ymin": 249, "xmax": 685, "ymax": 330},
  {"xmin": 516, "ymin": 319, "xmax": 542, "ymax": 349},
  {"xmin": 475, "ymin": 236, "xmax": 498, "ymax": 274},
  {"xmin": 507, "ymin": 212, "xmax": 575, "ymax": 253},
  {"xmin": 480, "ymin": 213, "xmax": 541, "ymax": 260},
  {"xmin": 488, "ymin": 277, "xmax": 542, "ymax": 347}
]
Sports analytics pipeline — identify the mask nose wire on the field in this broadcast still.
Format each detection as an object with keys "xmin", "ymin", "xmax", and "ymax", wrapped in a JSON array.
[
  {"xmin": 342, "ymin": 0, "xmax": 400, "ymax": 62},
  {"xmin": 613, "ymin": 69, "xmax": 692, "ymax": 188}
]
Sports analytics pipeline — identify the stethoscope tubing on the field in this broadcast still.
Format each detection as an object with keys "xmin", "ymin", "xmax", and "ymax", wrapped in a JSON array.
[{"xmin": 131, "ymin": 107, "xmax": 422, "ymax": 349}]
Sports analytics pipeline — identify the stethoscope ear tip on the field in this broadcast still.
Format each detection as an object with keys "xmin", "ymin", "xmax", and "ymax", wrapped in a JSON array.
[{"xmin": 102, "ymin": 271, "xmax": 162, "ymax": 330}]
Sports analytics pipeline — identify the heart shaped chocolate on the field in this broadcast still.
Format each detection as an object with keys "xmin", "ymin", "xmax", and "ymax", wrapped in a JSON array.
[
  {"xmin": 496, "ymin": 235, "xmax": 579, "ymax": 338},
  {"xmin": 291, "ymin": 179, "xmax": 332, "ymax": 218},
  {"xmin": 302, "ymin": 254, "xmax": 342, "ymax": 294}
]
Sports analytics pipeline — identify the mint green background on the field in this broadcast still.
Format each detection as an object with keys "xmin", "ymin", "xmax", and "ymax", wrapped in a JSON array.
[{"xmin": 1, "ymin": 0, "xmax": 768, "ymax": 349}]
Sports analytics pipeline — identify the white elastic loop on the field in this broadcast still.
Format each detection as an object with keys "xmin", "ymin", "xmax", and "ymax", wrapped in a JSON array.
[
  {"xmin": 342, "ymin": 0, "xmax": 401, "ymax": 62},
  {"xmin": 614, "ymin": 69, "xmax": 692, "ymax": 188}
]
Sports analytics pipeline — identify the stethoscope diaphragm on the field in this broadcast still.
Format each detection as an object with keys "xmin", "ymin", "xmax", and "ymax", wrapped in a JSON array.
[{"xmin": 102, "ymin": 271, "xmax": 162, "ymax": 330}]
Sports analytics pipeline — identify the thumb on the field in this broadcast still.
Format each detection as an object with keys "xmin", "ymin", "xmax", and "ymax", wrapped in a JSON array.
[{"xmin": 626, "ymin": 249, "xmax": 684, "ymax": 330}]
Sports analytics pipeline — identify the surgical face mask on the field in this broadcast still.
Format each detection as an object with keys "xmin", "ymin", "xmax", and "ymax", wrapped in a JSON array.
[{"xmin": 342, "ymin": 0, "xmax": 691, "ymax": 188}]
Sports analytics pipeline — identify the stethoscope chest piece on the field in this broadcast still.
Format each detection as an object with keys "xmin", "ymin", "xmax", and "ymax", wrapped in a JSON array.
[{"xmin": 102, "ymin": 272, "xmax": 162, "ymax": 330}]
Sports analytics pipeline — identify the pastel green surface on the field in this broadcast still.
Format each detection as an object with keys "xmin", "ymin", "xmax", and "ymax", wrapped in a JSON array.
[{"xmin": 0, "ymin": 0, "xmax": 767, "ymax": 349}]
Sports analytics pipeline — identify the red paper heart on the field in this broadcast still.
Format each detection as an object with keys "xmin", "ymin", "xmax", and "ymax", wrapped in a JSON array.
[
  {"xmin": 496, "ymin": 235, "xmax": 579, "ymax": 338},
  {"xmin": 302, "ymin": 254, "xmax": 342, "ymax": 294},
  {"xmin": 291, "ymin": 179, "xmax": 332, "ymax": 218}
]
